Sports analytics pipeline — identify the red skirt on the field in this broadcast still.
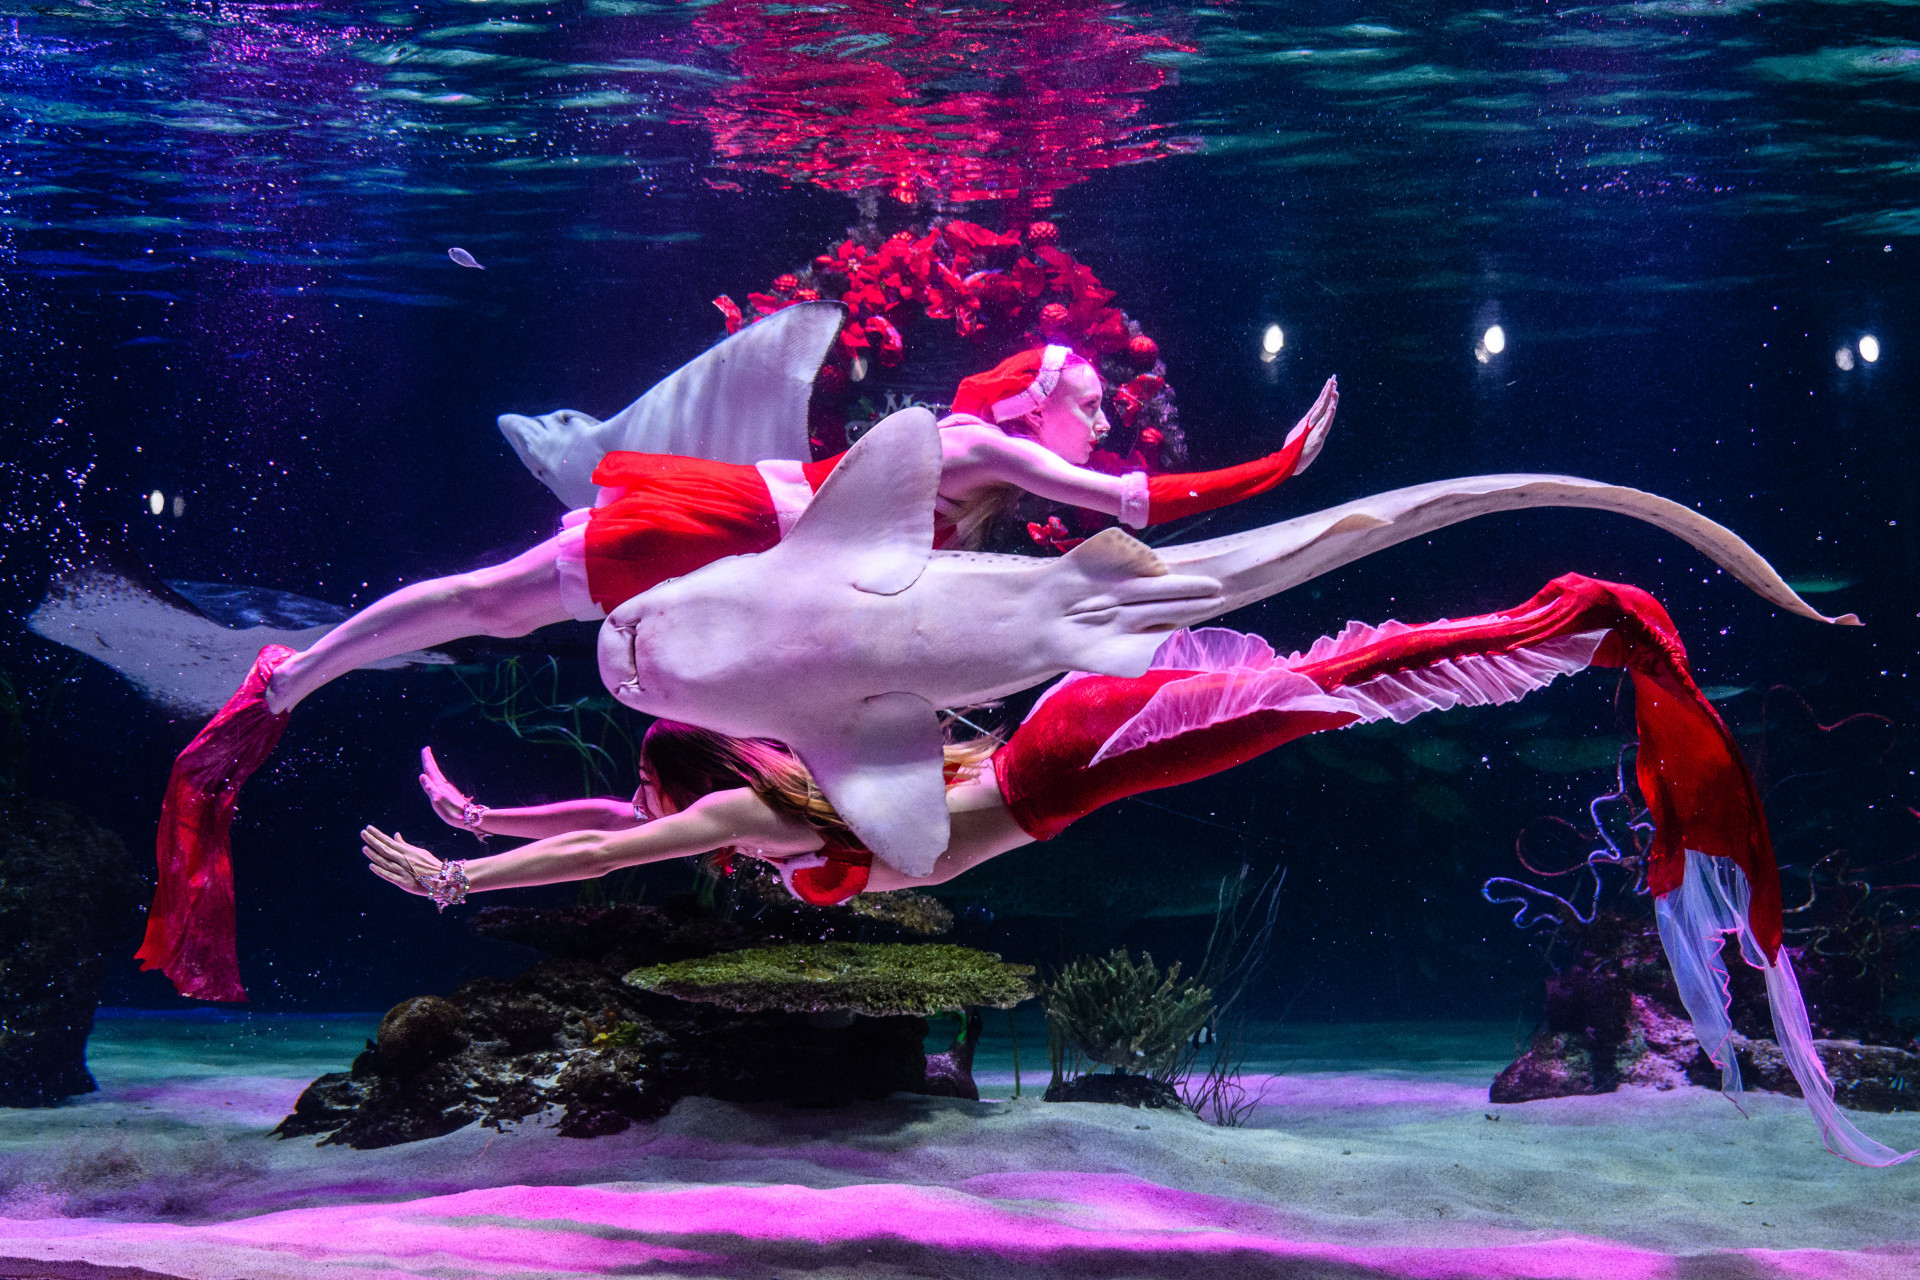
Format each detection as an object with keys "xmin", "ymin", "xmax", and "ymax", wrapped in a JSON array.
[{"xmin": 582, "ymin": 453, "xmax": 783, "ymax": 613}]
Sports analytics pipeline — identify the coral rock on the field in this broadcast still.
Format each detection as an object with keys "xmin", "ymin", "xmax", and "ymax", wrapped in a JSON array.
[
  {"xmin": 623, "ymin": 943, "xmax": 1035, "ymax": 1018},
  {"xmin": 1044, "ymin": 1072, "xmax": 1185, "ymax": 1109},
  {"xmin": 0, "ymin": 798, "xmax": 145, "ymax": 1107},
  {"xmin": 375, "ymin": 997, "xmax": 468, "ymax": 1075}
]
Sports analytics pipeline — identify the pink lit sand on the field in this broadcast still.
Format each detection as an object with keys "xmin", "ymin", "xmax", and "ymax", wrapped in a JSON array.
[{"xmin": 1, "ymin": 1021, "xmax": 1916, "ymax": 1279}]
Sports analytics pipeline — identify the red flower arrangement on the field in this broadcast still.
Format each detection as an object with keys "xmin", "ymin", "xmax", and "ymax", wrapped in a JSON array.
[{"xmin": 715, "ymin": 219, "xmax": 1184, "ymax": 541}]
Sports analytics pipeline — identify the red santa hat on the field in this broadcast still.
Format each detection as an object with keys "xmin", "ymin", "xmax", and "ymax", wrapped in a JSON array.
[{"xmin": 950, "ymin": 345, "xmax": 1089, "ymax": 423}]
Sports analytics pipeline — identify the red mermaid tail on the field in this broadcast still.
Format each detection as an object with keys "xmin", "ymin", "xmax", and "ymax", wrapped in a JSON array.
[
  {"xmin": 997, "ymin": 572, "xmax": 1775, "ymax": 945},
  {"xmin": 997, "ymin": 573, "xmax": 1912, "ymax": 1164},
  {"xmin": 135, "ymin": 645, "xmax": 294, "ymax": 1002}
]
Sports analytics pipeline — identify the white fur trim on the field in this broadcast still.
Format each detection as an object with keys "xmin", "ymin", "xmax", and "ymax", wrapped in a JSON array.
[
  {"xmin": 552, "ymin": 519, "xmax": 605, "ymax": 622},
  {"xmin": 1119, "ymin": 470, "xmax": 1151, "ymax": 529},
  {"xmin": 988, "ymin": 344, "xmax": 1073, "ymax": 423}
]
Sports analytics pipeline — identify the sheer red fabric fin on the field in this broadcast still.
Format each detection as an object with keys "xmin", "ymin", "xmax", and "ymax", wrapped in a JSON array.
[{"xmin": 135, "ymin": 645, "xmax": 294, "ymax": 1002}]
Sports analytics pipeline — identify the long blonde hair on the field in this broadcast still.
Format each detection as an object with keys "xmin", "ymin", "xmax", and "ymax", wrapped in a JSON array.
[{"xmin": 640, "ymin": 720, "xmax": 997, "ymax": 844}]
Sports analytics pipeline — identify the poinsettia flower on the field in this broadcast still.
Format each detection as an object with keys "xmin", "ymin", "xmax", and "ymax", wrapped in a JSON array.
[
  {"xmin": 1026, "ymin": 516, "xmax": 1085, "ymax": 554},
  {"xmin": 944, "ymin": 221, "xmax": 1020, "ymax": 250},
  {"xmin": 1010, "ymin": 257, "xmax": 1049, "ymax": 297},
  {"xmin": 866, "ymin": 315, "xmax": 903, "ymax": 363}
]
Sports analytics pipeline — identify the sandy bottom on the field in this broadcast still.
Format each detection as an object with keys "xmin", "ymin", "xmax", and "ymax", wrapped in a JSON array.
[{"xmin": 0, "ymin": 1014, "xmax": 1915, "ymax": 1279}]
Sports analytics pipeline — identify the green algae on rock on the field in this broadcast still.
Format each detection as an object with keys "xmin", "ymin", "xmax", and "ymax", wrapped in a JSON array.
[{"xmin": 623, "ymin": 943, "xmax": 1034, "ymax": 1017}]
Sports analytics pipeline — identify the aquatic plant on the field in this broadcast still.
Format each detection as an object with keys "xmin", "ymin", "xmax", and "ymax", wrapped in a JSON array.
[
  {"xmin": 1041, "ymin": 950, "xmax": 1213, "ymax": 1082},
  {"xmin": 1178, "ymin": 864, "xmax": 1289, "ymax": 1126},
  {"xmin": 453, "ymin": 656, "xmax": 638, "ymax": 799},
  {"xmin": 623, "ymin": 943, "xmax": 1035, "ymax": 1018},
  {"xmin": 1481, "ymin": 744, "xmax": 1653, "ymax": 937}
]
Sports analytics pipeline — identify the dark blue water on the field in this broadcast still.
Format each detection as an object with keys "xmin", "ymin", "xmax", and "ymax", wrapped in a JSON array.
[{"xmin": 2, "ymin": 0, "xmax": 1915, "ymax": 1019}]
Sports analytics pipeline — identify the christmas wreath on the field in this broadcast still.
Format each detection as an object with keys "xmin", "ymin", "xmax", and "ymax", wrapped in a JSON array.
[{"xmin": 714, "ymin": 219, "xmax": 1184, "ymax": 552}]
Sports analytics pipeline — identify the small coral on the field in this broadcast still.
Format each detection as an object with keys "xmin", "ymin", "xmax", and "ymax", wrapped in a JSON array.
[
  {"xmin": 847, "ymin": 890, "xmax": 954, "ymax": 936},
  {"xmin": 1042, "ymin": 950, "xmax": 1212, "ymax": 1077},
  {"xmin": 375, "ymin": 996, "xmax": 467, "ymax": 1075},
  {"xmin": 624, "ymin": 943, "xmax": 1034, "ymax": 1017}
]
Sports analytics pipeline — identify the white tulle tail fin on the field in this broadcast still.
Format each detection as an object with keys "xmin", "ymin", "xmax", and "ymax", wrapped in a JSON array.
[
  {"xmin": 1653, "ymin": 851, "xmax": 1750, "ymax": 1097},
  {"xmin": 1657, "ymin": 850, "xmax": 1917, "ymax": 1167}
]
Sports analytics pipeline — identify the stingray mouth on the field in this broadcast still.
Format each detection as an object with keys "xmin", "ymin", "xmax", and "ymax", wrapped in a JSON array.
[{"xmin": 598, "ymin": 612, "xmax": 647, "ymax": 701}]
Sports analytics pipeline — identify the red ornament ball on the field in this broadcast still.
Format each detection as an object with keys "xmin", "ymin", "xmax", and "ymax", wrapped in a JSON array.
[
  {"xmin": 772, "ymin": 274, "xmax": 800, "ymax": 293},
  {"xmin": 1026, "ymin": 221, "xmax": 1059, "ymax": 245},
  {"xmin": 1128, "ymin": 334, "xmax": 1160, "ymax": 367},
  {"xmin": 1038, "ymin": 302, "xmax": 1070, "ymax": 330},
  {"xmin": 815, "ymin": 362, "xmax": 849, "ymax": 394}
]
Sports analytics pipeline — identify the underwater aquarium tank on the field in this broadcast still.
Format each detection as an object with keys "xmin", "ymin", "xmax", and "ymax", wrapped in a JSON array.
[{"xmin": 2, "ymin": 0, "xmax": 1919, "ymax": 1274}]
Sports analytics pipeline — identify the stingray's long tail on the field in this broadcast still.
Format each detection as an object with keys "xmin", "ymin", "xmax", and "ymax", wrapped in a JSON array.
[{"xmin": 1156, "ymin": 474, "xmax": 1858, "ymax": 628}]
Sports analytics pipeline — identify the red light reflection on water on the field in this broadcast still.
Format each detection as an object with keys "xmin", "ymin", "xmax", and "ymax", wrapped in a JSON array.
[{"xmin": 687, "ymin": 0, "xmax": 1197, "ymax": 208}]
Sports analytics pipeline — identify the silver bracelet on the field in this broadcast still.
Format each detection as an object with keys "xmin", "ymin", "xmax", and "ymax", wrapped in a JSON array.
[
  {"xmin": 418, "ymin": 860, "xmax": 469, "ymax": 912},
  {"xmin": 459, "ymin": 799, "xmax": 489, "ymax": 840}
]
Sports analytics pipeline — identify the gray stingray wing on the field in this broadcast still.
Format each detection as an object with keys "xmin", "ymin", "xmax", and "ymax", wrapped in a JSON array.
[
  {"xmin": 510, "ymin": 302, "xmax": 844, "ymax": 509},
  {"xmin": 780, "ymin": 406, "xmax": 939, "ymax": 595},
  {"xmin": 787, "ymin": 691, "xmax": 951, "ymax": 877}
]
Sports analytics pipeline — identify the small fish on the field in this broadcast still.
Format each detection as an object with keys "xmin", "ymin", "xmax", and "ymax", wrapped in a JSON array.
[
  {"xmin": 1785, "ymin": 577, "xmax": 1853, "ymax": 595},
  {"xmin": 448, "ymin": 247, "xmax": 485, "ymax": 270},
  {"xmin": 1700, "ymin": 684, "xmax": 1753, "ymax": 703}
]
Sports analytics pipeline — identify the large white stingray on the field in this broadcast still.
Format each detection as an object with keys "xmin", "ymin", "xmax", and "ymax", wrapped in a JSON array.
[
  {"xmin": 597, "ymin": 409, "xmax": 1857, "ymax": 877},
  {"xmin": 498, "ymin": 301, "xmax": 844, "ymax": 509}
]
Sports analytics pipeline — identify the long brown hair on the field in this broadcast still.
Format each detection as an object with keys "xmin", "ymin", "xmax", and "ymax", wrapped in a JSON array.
[{"xmin": 639, "ymin": 719, "xmax": 997, "ymax": 845}]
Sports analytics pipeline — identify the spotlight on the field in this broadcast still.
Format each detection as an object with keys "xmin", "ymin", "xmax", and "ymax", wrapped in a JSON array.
[
  {"xmin": 148, "ymin": 490, "xmax": 164, "ymax": 516},
  {"xmin": 1859, "ymin": 334, "xmax": 1880, "ymax": 363},
  {"xmin": 1836, "ymin": 347, "xmax": 1855, "ymax": 371},
  {"xmin": 1261, "ymin": 324, "xmax": 1284, "ymax": 357},
  {"xmin": 171, "ymin": 494, "xmax": 186, "ymax": 517},
  {"xmin": 1483, "ymin": 324, "xmax": 1506, "ymax": 355}
]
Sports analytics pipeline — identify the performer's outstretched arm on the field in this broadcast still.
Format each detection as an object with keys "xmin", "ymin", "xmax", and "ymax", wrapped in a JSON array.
[
  {"xmin": 418, "ymin": 746, "xmax": 639, "ymax": 840},
  {"xmin": 940, "ymin": 376, "xmax": 1338, "ymax": 530},
  {"xmin": 362, "ymin": 787, "xmax": 822, "ymax": 897}
]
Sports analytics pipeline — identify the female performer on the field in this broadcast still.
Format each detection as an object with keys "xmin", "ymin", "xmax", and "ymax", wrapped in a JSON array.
[
  {"xmin": 363, "ymin": 572, "xmax": 1912, "ymax": 1167},
  {"xmin": 144, "ymin": 349, "xmax": 1337, "ymax": 1002}
]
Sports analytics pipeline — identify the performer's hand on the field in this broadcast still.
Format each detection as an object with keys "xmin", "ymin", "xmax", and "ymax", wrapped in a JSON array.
[
  {"xmin": 363, "ymin": 825, "xmax": 438, "ymax": 897},
  {"xmin": 419, "ymin": 746, "xmax": 471, "ymax": 829},
  {"xmin": 1282, "ymin": 375, "xmax": 1338, "ymax": 472}
]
